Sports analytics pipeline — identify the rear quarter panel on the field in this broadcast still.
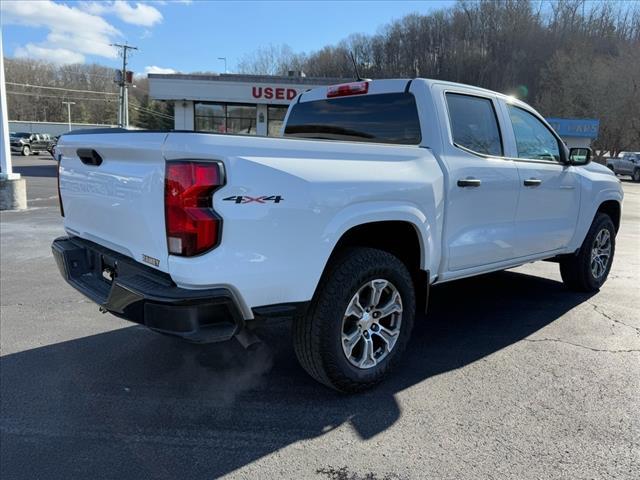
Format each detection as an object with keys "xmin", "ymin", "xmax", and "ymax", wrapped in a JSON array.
[{"xmin": 163, "ymin": 133, "xmax": 443, "ymax": 315}]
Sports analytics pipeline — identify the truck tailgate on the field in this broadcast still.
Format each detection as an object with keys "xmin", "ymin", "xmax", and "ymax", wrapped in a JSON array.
[{"xmin": 57, "ymin": 132, "xmax": 170, "ymax": 272}]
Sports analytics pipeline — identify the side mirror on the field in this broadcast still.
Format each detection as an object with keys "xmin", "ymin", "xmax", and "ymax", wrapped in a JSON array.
[{"xmin": 568, "ymin": 147, "xmax": 591, "ymax": 166}]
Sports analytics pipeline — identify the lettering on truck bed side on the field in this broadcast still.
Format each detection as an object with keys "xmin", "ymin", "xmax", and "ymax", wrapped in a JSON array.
[{"xmin": 222, "ymin": 196, "xmax": 284, "ymax": 204}]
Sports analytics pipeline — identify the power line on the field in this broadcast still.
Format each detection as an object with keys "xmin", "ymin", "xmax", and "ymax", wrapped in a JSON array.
[
  {"xmin": 55, "ymin": 71, "xmax": 114, "ymax": 80},
  {"xmin": 6, "ymin": 91, "xmax": 116, "ymax": 102},
  {"xmin": 130, "ymin": 105, "xmax": 174, "ymax": 120},
  {"xmin": 9, "ymin": 91, "xmax": 173, "ymax": 120},
  {"xmin": 10, "ymin": 71, "xmax": 115, "ymax": 81},
  {"xmin": 8, "ymin": 90, "xmax": 172, "ymax": 124},
  {"xmin": 6, "ymin": 82, "xmax": 118, "ymax": 96},
  {"xmin": 132, "ymin": 108, "xmax": 173, "ymax": 120},
  {"xmin": 131, "ymin": 102, "xmax": 172, "ymax": 114}
]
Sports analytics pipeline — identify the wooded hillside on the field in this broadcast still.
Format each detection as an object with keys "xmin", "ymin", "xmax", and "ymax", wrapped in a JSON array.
[
  {"xmin": 238, "ymin": 0, "xmax": 640, "ymax": 156},
  {"xmin": 4, "ymin": 0, "xmax": 639, "ymax": 155},
  {"xmin": 4, "ymin": 59, "xmax": 173, "ymax": 130}
]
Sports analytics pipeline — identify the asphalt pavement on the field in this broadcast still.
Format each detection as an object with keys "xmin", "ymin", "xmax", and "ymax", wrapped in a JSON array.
[{"xmin": 1, "ymin": 155, "xmax": 639, "ymax": 480}]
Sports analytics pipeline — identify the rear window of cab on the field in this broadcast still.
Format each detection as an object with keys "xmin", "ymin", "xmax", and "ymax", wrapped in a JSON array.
[{"xmin": 284, "ymin": 92, "xmax": 421, "ymax": 145}]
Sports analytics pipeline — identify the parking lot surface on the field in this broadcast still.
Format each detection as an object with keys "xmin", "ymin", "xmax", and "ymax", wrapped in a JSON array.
[{"xmin": 1, "ymin": 155, "xmax": 639, "ymax": 480}]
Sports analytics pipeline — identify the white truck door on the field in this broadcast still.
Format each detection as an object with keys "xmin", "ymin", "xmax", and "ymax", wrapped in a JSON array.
[
  {"xmin": 501, "ymin": 102, "xmax": 580, "ymax": 257},
  {"xmin": 434, "ymin": 88, "xmax": 520, "ymax": 271}
]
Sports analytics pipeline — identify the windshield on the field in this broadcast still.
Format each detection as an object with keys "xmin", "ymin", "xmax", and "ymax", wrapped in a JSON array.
[{"xmin": 13, "ymin": 132, "xmax": 31, "ymax": 138}]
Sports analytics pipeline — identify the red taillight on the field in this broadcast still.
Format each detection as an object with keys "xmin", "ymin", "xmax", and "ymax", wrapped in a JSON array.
[
  {"xmin": 327, "ymin": 81, "xmax": 369, "ymax": 98},
  {"xmin": 57, "ymin": 159, "xmax": 64, "ymax": 217},
  {"xmin": 165, "ymin": 161, "xmax": 223, "ymax": 256}
]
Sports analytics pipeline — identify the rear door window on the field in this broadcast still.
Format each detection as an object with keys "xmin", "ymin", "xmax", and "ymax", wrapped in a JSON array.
[
  {"xmin": 445, "ymin": 93, "xmax": 503, "ymax": 156},
  {"xmin": 284, "ymin": 92, "xmax": 421, "ymax": 145}
]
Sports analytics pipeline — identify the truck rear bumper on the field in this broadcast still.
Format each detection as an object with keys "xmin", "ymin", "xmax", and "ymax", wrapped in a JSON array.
[{"xmin": 51, "ymin": 236, "xmax": 245, "ymax": 343}]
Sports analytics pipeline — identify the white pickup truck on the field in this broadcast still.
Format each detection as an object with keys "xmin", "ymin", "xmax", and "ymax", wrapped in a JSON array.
[{"xmin": 52, "ymin": 79, "xmax": 623, "ymax": 392}]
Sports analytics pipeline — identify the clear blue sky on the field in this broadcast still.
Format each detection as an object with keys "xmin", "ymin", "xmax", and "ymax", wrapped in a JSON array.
[{"xmin": 1, "ymin": 1, "xmax": 456, "ymax": 75}]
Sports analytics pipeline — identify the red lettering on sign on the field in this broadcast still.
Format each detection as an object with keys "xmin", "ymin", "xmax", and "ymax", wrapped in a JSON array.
[{"xmin": 251, "ymin": 86, "xmax": 298, "ymax": 100}]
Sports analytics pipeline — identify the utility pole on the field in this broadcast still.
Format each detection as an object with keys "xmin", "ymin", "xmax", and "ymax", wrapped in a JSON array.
[
  {"xmin": 0, "ymin": 33, "xmax": 16, "ymax": 179},
  {"xmin": 62, "ymin": 101, "xmax": 75, "ymax": 131},
  {"xmin": 218, "ymin": 57, "xmax": 227, "ymax": 73},
  {"xmin": 0, "ymin": 33, "xmax": 27, "ymax": 210},
  {"xmin": 111, "ymin": 43, "xmax": 138, "ymax": 128}
]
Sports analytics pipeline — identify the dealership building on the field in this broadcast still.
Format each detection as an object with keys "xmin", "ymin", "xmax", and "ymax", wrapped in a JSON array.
[
  {"xmin": 149, "ymin": 73, "xmax": 600, "ymax": 148},
  {"xmin": 148, "ymin": 72, "xmax": 349, "ymax": 136},
  {"xmin": 545, "ymin": 118, "xmax": 600, "ymax": 149}
]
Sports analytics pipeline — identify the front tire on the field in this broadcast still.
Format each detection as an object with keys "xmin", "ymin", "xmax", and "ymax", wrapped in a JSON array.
[
  {"xmin": 21, "ymin": 145, "xmax": 30, "ymax": 156},
  {"xmin": 293, "ymin": 247, "xmax": 415, "ymax": 393},
  {"xmin": 560, "ymin": 213, "xmax": 615, "ymax": 292}
]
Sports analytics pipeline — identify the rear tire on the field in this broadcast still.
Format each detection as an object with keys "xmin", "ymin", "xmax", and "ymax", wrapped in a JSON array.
[
  {"xmin": 293, "ymin": 247, "xmax": 415, "ymax": 393},
  {"xmin": 21, "ymin": 145, "xmax": 30, "ymax": 156},
  {"xmin": 633, "ymin": 169, "xmax": 640, "ymax": 183},
  {"xmin": 560, "ymin": 213, "xmax": 615, "ymax": 292}
]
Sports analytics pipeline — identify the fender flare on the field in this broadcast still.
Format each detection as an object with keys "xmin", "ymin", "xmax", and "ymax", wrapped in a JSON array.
[
  {"xmin": 320, "ymin": 201, "xmax": 438, "ymax": 272},
  {"xmin": 569, "ymin": 187, "xmax": 623, "ymax": 250}
]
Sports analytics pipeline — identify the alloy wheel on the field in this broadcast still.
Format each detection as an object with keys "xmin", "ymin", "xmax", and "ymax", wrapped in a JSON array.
[
  {"xmin": 341, "ymin": 279, "xmax": 403, "ymax": 369},
  {"xmin": 590, "ymin": 228, "xmax": 612, "ymax": 279}
]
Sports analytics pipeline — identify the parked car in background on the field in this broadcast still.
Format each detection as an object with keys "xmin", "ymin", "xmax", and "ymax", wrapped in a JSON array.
[
  {"xmin": 607, "ymin": 152, "xmax": 640, "ymax": 182},
  {"xmin": 10, "ymin": 132, "xmax": 56, "ymax": 156},
  {"xmin": 47, "ymin": 135, "xmax": 60, "ymax": 156}
]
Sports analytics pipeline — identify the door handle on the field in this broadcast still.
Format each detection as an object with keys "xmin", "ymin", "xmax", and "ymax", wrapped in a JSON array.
[
  {"xmin": 523, "ymin": 178, "xmax": 542, "ymax": 187},
  {"xmin": 457, "ymin": 178, "xmax": 482, "ymax": 188}
]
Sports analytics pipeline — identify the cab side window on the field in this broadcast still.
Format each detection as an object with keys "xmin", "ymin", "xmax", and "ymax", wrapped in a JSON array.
[
  {"xmin": 507, "ymin": 105, "xmax": 561, "ymax": 162},
  {"xmin": 446, "ymin": 93, "xmax": 503, "ymax": 157}
]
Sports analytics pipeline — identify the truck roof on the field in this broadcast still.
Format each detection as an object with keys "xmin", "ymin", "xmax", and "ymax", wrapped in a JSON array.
[
  {"xmin": 300, "ymin": 77, "xmax": 522, "ymax": 107},
  {"xmin": 419, "ymin": 78, "xmax": 513, "ymax": 99}
]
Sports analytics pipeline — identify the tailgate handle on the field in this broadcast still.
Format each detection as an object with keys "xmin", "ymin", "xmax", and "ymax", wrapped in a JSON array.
[{"xmin": 77, "ymin": 149, "xmax": 103, "ymax": 166}]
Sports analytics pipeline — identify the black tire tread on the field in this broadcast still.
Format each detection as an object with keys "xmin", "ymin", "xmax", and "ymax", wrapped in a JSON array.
[
  {"xmin": 293, "ymin": 247, "xmax": 415, "ymax": 393},
  {"xmin": 560, "ymin": 212, "xmax": 615, "ymax": 292}
]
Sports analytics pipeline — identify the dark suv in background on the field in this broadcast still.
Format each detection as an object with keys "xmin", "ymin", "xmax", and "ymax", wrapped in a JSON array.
[{"xmin": 10, "ymin": 132, "xmax": 56, "ymax": 156}]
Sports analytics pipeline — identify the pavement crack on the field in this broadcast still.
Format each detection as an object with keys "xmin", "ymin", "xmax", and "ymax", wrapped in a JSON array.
[
  {"xmin": 524, "ymin": 337, "xmax": 640, "ymax": 354},
  {"xmin": 0, "ymin": 299, "xmax": 90, "ymax": 307},
  {"xmin": 588, "ymin": 302, "xmax": 640, "ymax": 336}
]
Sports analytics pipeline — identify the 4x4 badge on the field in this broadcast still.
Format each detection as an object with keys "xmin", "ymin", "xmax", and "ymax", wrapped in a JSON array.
[{"xmin": 222, "ymin": 195, "xmax": 284, "ymax": 204}]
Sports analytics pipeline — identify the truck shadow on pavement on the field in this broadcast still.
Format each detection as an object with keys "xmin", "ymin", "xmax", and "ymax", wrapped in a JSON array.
[
  {"xmin": 1, "ymin": 270, "xmax": 594, "ymax": 479},
  {"xmin": 12, "ymin": 162, "xmax": 58, "ymax": 178}
]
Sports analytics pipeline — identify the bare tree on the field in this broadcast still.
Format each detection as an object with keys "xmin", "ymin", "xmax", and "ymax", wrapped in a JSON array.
[{"xmin": 236, "ymin": 0, "xmax": 639, "ymax": 150}]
